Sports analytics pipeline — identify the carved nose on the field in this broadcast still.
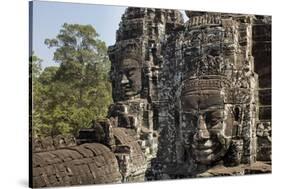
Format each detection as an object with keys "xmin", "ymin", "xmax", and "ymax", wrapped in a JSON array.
[
  {"xmin": 195, "ymin": 115, "xmax": 210, "ymax": 140},
  {"xmin": 121, "ymin": 74, "xmax": 129, "ymax": 84}
]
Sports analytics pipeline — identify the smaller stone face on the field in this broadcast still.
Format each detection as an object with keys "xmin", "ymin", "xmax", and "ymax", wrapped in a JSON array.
[
  {"xmin": 117, "ymin": 58, "xmax": 142, "ymax": 99},
  {"xmin": 109, "ymin": 41, "xmax": 143, "ymax": 102},
  {"xmin": 181, "ymin": 86, "xmax": 234, "ymax": 165}
]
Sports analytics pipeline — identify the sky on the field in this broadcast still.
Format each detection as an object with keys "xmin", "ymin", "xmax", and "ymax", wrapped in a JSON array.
[
  {"xmin": 32, "ymin": 1, "xmax": 127, "ymax": 68},
  {"xmin": 31, "ymin": 1, "xmax": 187, "ymax": 68}
]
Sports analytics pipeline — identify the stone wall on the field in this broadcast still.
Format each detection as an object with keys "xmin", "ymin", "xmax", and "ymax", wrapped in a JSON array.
[
  {"xmin": 32, "ymin": 120, "xmax": 147, "ymax": 187},
  {"xmin": 252, "ymin": 16, "xmax": 272, "ymax": 161},
  {"xmin": 32, "ymin": 143, "xmax": 122, "ymax": 187},
  {"xmin": 76, "ymin": 119, "xmax": 147, "ymax": 182},
  {"xmin": 32, "ymin": 135, "xmax": 76, "ymax": 153}
]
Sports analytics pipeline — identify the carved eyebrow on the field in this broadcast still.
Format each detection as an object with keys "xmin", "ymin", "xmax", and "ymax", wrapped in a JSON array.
[
  {"xmin": 183, "ymin": 107, "xmax": 224, "ymax": 115},
  {"xmin": 211, "ymin": 113, "xmax": 224, "ymax": 119},
  {"xmin": 183, "ymin": 110, "xmax": 197, "ymax": 115},
  {"xmin": 200, "ymin": 106, "xmax": 224, "ymax": 112}
]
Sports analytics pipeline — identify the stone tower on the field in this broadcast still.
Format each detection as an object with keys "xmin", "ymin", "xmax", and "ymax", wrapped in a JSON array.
[{"xmin": 108, "ymin": 7, "xmax": 184, "ymax": 162}]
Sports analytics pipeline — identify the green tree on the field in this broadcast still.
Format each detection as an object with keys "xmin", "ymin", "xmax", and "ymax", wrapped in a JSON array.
[
  {"xmin": 45, "ymin": 23, "xmax": 110, "ymax": 107},
  {"xmin": 37, "ymin": 23, "xmax": 113, "ymax": 136},
  {"xmin": 29, "ymin": 52, "xmax": 43, "ymax": 137},
  {"xmin": 29, "ymin": 52, "xmax": 42, "ymax": 80}
]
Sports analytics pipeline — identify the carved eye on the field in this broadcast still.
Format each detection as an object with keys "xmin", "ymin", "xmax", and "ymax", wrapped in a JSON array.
[
  {"xmin": 210, "ymin": 118, "xmax": 221, "ymax": 126},
  {"xmin": 205, "ymin": 111, "xmax": 223, "ymax": 127},
  {"xmin": 185, "ymin": 113, "xmax": 197, "ymax": 128}
]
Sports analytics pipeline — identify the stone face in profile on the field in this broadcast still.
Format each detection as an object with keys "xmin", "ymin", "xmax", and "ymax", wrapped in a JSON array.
[{"xmin": 181, "ymin": 87, "xmax": 234, "ymax": 165}]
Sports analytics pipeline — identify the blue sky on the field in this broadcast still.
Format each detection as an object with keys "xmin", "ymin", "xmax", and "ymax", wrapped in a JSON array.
[
  {"xmin": 32, "ymin": 1, "xmax": 187, "ymax": 68},
  {"xmin": 32, "ymin": 1, "xmax": 126, "ymax": 68}
]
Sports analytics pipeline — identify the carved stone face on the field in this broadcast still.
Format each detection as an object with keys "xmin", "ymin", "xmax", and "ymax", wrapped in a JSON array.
[
  {"xmin": 181, "ymin": 90, "xmax": 234, "ymax": 165},
  {"xmin": 118, "ymin": 58, "xmax": 142, "ymax": 99}
]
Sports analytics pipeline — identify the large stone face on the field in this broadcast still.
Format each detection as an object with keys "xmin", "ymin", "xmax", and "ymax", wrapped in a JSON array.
[{"xmin": 145, "ymin": 11, "xmax": 271, "ymax": 178}]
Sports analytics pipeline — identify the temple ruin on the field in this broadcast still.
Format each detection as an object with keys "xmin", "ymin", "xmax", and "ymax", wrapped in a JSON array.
[{"xmin": 31, "ymin": 8, "xmax": 272, "ymax": 188}]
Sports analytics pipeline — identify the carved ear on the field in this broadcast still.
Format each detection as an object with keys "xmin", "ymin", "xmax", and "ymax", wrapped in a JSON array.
[
  {"xmin": 234, "ymin": 106, "xmax": 240, "ymax": 121},
  {"xmin": 231, "ymin": 106, "xmax": 243, "ymax": 137},
  {"xmin": 228, "ymin": 106, "xmax": 239, "ymax": 120}
]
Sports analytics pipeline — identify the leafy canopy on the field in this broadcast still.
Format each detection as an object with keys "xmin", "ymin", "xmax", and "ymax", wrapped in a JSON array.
[{"xmin": 32, "ymin": 23, "xmax": 112, "ymax": 137}]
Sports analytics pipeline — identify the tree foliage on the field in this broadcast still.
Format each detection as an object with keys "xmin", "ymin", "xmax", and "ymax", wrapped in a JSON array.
[{"xmin": 32, "ymin": 23, "xmax": 112, "ymax": 137}]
